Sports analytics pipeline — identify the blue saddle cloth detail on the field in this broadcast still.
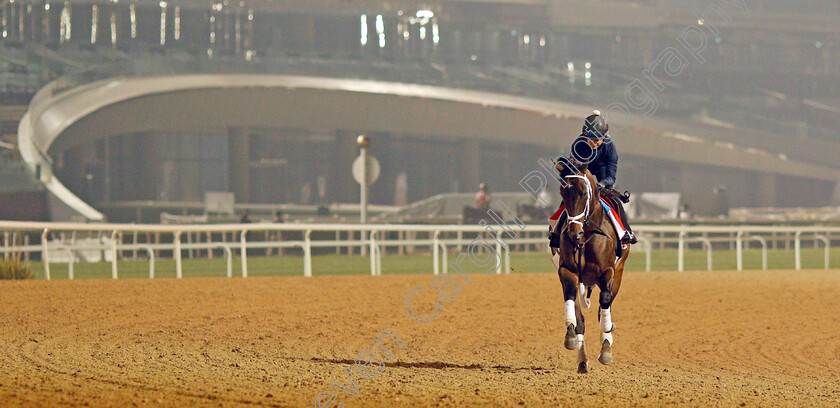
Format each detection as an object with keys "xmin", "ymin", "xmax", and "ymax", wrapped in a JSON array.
[{"xmin": 599, "ymin": 198, "xmax": 613, "ymax": 213}]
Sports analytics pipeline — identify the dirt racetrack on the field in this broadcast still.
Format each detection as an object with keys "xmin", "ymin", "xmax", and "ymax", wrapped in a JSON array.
[{"xmin": 1, "ymin": 269, "xmax": 839, "ymax": 407}]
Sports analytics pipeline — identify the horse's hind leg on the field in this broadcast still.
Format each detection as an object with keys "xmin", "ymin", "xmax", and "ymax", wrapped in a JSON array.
[
  {"xmin": 597, "ymin": 267, "xmax": 617, "ymax": 365},
  {"xmin": 576, "ymin": 337, "xmax": 589, "ymax": 373}
]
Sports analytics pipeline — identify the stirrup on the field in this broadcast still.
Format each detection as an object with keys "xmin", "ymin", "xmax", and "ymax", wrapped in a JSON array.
[{"xmin": 621, "ymin": 231, "xmax": 637, "ymax": 245}]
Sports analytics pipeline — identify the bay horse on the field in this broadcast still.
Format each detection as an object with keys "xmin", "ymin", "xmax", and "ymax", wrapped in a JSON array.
[{"xmin": 551, "ymin": 158, "xmax": 629, "ymax": 373}]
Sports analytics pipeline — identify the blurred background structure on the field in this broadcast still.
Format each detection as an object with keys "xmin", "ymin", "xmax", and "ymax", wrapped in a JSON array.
[{"xmin": 2, "ymin": 0, "xmax": 840, "ymax": 223}]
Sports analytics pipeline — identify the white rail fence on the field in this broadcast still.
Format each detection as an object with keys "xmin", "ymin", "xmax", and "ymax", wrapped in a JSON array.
[{"xmin": 0, "ymin": 221, "xmax": 838, "ymax": 279}]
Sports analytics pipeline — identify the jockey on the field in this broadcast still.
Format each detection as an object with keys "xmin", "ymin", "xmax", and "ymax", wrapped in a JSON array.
[{"xmin": 550, "ymin": 111, "xmax": 637, "ymax": 245}]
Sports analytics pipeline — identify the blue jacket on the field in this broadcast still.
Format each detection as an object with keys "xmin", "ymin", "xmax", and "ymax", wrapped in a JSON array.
[
  {"xmin": 591, "ymin": 138, "xmax": 618, "ymax": 188},
  {"xmin": 570, "ymin": 136, "xmax": 618, "ymax": 188}
]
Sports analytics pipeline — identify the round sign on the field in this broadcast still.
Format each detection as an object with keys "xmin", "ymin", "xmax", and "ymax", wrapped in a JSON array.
[{"xmin": 352, "ymin": 155, "xmax": 381, "ymax": 186}]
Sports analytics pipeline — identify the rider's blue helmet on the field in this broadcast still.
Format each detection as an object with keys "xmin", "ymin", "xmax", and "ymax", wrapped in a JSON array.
[{"xmin": 581, "ymin": 110, "xmax": 609, "ymax": 140}]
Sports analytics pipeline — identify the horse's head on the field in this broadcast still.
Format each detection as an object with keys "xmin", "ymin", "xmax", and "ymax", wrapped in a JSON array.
[{"xmin": 556, "ymin": 158, "xmax": 598, "ymax": 247}]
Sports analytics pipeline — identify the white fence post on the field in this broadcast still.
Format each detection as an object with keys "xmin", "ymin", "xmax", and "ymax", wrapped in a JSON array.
[
  {"xmin": 695, "ymin": 237, "xmax": 713, "ymax": 271},
  {"xmin": 41, "ymin": 228, "xmax": 50, "ymax": 280},
  {"xmin": 240, "ymin": 230, "xmax": 249, "ymax": 278},
  {"xmin": 219, "ymin": 245, "xmax": 233, "ymax": 278},
  {"xmin": 815, "ymin": 234, "xmax": 830, "ymax": 270},
  {"xmin": 174, "ymin": 231, "xmax": 183, "ymax": 279},
  {"xmin": 376, "ymin": 233, "xmax": 382, "ymax": 276},
  {"xmin": 23, "ymin": 234, "xmax": 30, "ymax": 262},
  {"xmin": 144, "ymin": 245, "xmax": 155, "ymax": 278},
  {"xmin": 2, "ymin": 231, "xmax": 8, "ymax": 260},
  {"xmin": 504, "ymin": 240, "xmax": 511, "ymax": 274},
  {"xmin": 111, "ymin": 230, "xmax": 119, "ymax": 279},
  {"xmin": 440, "ymin": 242, "xmax": 448, "ymax": 275},
  {"xmin": 677, "ymin": 230, "xmax": 686, "ymax": 272},
  {"xmin": 369, "ymin": 230, "xmax": 378, "ymax": 276},
  {"xmin": 304, "ymin": 230, "xmax": 312, "ymax": 277},
  {"xmin": 432, "ymin": 230, "xmax": 440, "ymax": 275},
  {"xmin": 495, "ymin": 230, "xmax": 503, "ymax": 275},
  {"xmin": 132, "ymin": 231, "xmax": 138, "ymax": 260},
  {"xmin": 794, "ymin": 231, "xmax": 802, "ymax": 271},
  {"xmin": 303, "ymin": 230, "xmax": 314, "ymax": 277},
  {"xmin": 59, "ymin": 247, "xmax": 75, "ymax": 280},
  {"xmin": 736, "ymin": 231, "xmax": 744, "ymax": 271},
  {"xmin": 636, "ymin": 237, "xmax": 652, "ymax": 272}
]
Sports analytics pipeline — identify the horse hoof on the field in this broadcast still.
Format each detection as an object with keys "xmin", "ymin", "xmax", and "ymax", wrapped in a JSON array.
[
  {"xmin": 564, "ymin": 324, "xmax": 579, "ymax": 350},
  {"xmin": 598, "ymin": 340, "xmax": 613, "ymax": 365},
  {"xmin": 598, "ymin": 353, "xmax": 612, "ymax": 365},
  {"xmin": 577, "ymin": 362, "xmax": 589, "ymax": 374}
]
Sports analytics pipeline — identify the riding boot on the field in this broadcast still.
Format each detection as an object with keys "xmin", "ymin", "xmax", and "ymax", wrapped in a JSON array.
[
  {"xmin": 549, "ymin": 212, "xmax": 567, "ymax": 248},
  {"xmin": 614, "ymin": 200, "xmax": 637, "ymax": 244}
]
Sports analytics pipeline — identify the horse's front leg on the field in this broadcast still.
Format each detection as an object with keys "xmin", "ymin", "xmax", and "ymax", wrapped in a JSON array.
[
  {"xmin": 558, "ymin": 267, "xmax": 579, "ymax": 349},
  {"xmin": 559, "ymin": 267, "xmax": 588, "ymax": 373},
  {"xmin": 597, "ymin": 267, "xmax": 617, "ymax": 365}
]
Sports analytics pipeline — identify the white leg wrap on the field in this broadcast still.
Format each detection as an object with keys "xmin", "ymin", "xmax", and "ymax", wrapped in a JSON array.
[
  {"xmin": 565, "ymin": 299, "xmax": 576, "ymax": 326},
  {"xmin": 600, "ymin": 307, "xmax": 614, "ymax": 333}
]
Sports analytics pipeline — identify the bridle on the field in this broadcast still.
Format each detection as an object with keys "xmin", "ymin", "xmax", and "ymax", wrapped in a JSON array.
[{"xmin": 564, "ymin": 173, "xmax": 593, "ymax": 229}]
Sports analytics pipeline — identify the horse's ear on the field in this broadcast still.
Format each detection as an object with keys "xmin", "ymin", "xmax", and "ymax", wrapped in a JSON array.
[
  {"xmin": 578, "ymin": 161, "xmax": 588, "ymax": 172},
  {"xmin": 555, "ymin": 157, "xmax": 578, "ymax": 176}
]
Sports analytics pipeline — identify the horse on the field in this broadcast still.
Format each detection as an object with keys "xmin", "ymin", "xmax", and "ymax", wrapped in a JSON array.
[{"xmin": 550, "ymin": 158, "xmax": 630, "ymax": 373}]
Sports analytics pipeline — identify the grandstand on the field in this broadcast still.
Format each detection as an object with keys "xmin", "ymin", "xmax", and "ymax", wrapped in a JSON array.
[{"xmin": 2, "ymin": 0, "xmax": 840, "ymax": 222}]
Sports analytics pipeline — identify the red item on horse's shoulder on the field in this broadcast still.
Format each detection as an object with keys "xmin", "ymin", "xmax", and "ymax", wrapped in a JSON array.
[{"xmin": 550, "ymin": 204, "xmax": 566, "ymax": 221}]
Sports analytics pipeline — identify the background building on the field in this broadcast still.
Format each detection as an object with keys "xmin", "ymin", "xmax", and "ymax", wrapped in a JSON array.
[{"xmin": 2, "ymin": 0, "xmax": 840, "ymax": 221}]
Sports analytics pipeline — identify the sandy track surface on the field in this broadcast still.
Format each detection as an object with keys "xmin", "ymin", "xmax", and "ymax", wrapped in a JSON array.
[{"xmin": 1, "ymin": 270, "xmax": 839, "ymax": 407}]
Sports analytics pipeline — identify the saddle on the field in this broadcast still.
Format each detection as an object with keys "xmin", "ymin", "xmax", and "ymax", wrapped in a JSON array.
[{"xmin": 600, "ymin": 187, "xmax": 630, "ymax": 204}]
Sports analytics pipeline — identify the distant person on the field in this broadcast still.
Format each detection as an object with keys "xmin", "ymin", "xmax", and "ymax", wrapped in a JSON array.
[
  {"xmin": 679, "ymin": 204, "xmax": 693, "ymax": 220},
  {"xmin": 240, "ymin": 210, "xmax": 252, "ymax": 245},
  {"xmin": 475, "ymin": 183, "xmax": 491, "ymax": 213}
]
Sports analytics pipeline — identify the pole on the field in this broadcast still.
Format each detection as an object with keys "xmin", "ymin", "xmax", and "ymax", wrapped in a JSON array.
[
  {"xmin": 42, "ymin": 228, "xmax": 50, "ymax": 280},
  {"xmin": 361, "ymin": 145, "xmax": 368, "ymax": 225},
  {"xmin": 174, "ymin": 231, "xmax": 183, "ymax": 279},
  {"xmin": 357, "ymin": 135, "xmax": 370, "ymax": 256}
]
